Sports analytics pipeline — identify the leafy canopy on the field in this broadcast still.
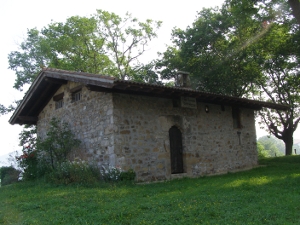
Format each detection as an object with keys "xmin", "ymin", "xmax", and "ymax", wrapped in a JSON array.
[
  {"xmin": 157, "ymin": 0, "xmax": 300, "ymax": 155},
  {"xmin": 156, "ymin": 5, "xmax": 262, "ymax": 97},
  {"xmin": 8, "ymin": 11, "xmax": 162, "ymax": 91}
]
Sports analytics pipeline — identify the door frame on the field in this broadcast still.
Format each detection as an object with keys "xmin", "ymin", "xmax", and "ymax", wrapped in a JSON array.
[{"xmin": 169, "ymin": 126, "xmax": 184, "ymax": 174}]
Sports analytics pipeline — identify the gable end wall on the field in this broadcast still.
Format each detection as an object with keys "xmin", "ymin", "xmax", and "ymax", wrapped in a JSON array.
[{"xmin": 37, "ymin": 81, "xmax": 116, "ymax": 167}]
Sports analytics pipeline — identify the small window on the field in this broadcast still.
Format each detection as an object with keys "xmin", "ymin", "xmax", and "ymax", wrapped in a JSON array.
[
  {"xmin": 55, "ymin": 99, "xmax": 64, "ymax": 109},
  {"xmin": 172, "ymin": 98, "xmax": 180, "ymax": 108},
  {"xmin": 72, "ymin": 91, "xmax": 81, "ymax": 102},
  {"xmin": 232, "ymin": 107, "xmax": 242, "ymax": 129},
  {"xmin": 53, "ymin": 93, "xmax": 64, "ymax": 110},
  {"xmin": 70, "ymin": 85, "xmax": 83, "ymax": 102}
]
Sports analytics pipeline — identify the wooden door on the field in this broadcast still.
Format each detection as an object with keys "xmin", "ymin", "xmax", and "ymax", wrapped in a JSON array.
[{"xmin": 169, "ymin": 126, "xmax": 184, "ymax": 174}]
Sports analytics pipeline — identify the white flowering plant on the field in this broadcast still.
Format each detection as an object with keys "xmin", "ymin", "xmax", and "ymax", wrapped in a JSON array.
[{"xmin": 100, "ymin": 165, "xmax": 122, "ymax": 182}]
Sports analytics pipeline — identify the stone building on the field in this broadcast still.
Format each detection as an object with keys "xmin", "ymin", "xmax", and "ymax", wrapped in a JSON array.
[{"xmin": 9, "ymin": 68, "xmax": 288, "ymax": 182}]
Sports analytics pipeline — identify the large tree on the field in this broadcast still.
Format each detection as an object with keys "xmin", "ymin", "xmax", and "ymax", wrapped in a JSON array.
[
  {"xmin": 3, "ymin": 11, "xmax": 161, "ymax": 154},
  {"xmin": 156, "ymin": 5, "xmax": 262, "ymax": 97},
  {"xmin": 254, "ymin": 21, "xmax": 300, "ymax": 155},
  {"xmin": 157, "ymin": 0, "xmax": 300, "ymax": 155},
  {"xmin": 8, "ymin": 16, "xmax": 112, "ymax": 91},
  {"xmin": 2, "ymin": 10, "xmax": 161, "ymax": 114},
  {"xmin": 229, "ymin": 0, "xmax": 300, "ymax": 155},
  {"xmin": 95, "ymin": 10, "xmax": 162, "ymax": 80},
  {"xmin": 8, "ymin": 11, "xmax": 161, "ymax": 91}
]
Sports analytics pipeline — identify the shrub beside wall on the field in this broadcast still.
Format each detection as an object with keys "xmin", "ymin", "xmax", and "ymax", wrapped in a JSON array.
[
  {"xmin": 0, "ymin": 166, "xmax": 20, "ymax": 186},
  {"xmin": 15, "ymin": 117, "xmax": 136, "ymax": 185}
]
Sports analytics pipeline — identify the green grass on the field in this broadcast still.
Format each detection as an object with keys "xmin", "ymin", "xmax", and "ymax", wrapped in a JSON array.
[{"xmin": 1, "ymin": 156, "xmax": 300, "ymax": 225}]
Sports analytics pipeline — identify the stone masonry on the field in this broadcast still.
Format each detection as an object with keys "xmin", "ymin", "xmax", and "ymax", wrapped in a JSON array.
[
  {"xmin": 37, "ymin": 81, "xmax": 258, "ymax": 182},
  {"xmin": 37, "ymin": 81, "xmax": 115, "ymax": 167}
]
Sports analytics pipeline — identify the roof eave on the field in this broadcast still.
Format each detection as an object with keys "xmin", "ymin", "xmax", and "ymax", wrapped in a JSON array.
[
  {"xmin": 9, "ymin": 68, "xmax": 116, "ymax": 125},
  {"xmin": 9, "ymin": 70, "xmax": 46, "ymax": 125},
  {"xmin": 9, "ymin": 68, "xmax": 290, "ymax": 125}
]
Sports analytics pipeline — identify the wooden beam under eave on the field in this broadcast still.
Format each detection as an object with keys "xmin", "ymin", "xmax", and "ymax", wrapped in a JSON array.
[
  {"xmin": 86, "ymin": 85, "xmax": 112, "ymax": 93},
  {"xmin": 18, "ymin": 116, "xmax": 38, "ymax": 122},
  {"xmin": 27, "ymin": 84, "xmax": 58, "ymax": 116},
  {"xmin": 44, "ymin": 77, "xmax": 68, "ymax": 85}
]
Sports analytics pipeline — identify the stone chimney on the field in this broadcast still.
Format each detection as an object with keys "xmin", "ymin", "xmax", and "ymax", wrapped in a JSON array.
[{"xmin": 175, "ymin": 71, "xmax": 191, "ymax": 88}]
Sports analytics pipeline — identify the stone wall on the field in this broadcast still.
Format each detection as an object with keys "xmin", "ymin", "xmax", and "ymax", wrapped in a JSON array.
[
  {"xmin": 37, "ymin": 82, "xmax": 258, "ymax": 182},
  {"xmin": 37, "ymin": 81, "xmax": 116, "ymax": 167},
  {"xmin": 112, "ymin": 93, "xmax": 258, "ymax": 182}
]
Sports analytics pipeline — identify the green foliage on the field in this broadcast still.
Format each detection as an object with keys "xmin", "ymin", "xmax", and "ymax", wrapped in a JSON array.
[
  {"xmin": 18, "ymin": 125, "xmax": 37, "ymax": 149},
  {"xmin": 157, "ymin": 0, "xmax": 300, "ymax": 155},
  {"xmin": 0, "ymin": 102, "xmax": 17, "ymax": 115},
  {"xmin": 14, "ymin": 117, "xmax": 136, "ymax": 185},
  {"xmin": 100, "ymin": 166, "xmax": 123, "ymax": 182},
  {"xmin": 131, "ymin": 61, "xmax": 162, "ymax": 85},
  {"xmin": 228, "ymin": 0, "xmax": 300, "ymax": 156},
  {"xmin": 42, "ymin": 16, "xmax": 114, "ymax": 74},
  {"xmin": 37, "ymin": 117, "xmax": 81, "ymax": 170},
  {"xmin": 120, "ymin": 168, "xmax": 136, "ymax": 181},
  {"xmin": 1, "ymin": 156, "xmax": 300, "ymax": 224},
  {"xmin": 16, "ymin": 125, "xmax": 38, "ymax": 180},
  {"xmin": 8, "ymin": 28, "xmax": 50, "ymax": 91},
  {"xmin": 8, "ymin": 11, "xmax": 162, "ymax": 91},
  {"xmin": 16, "ymin": 145, "xmax": 39, "ymax": 180},
  {"xmin": 46, "ymin": 160, "xmax": 101, "ymax": 185},
  {"xmin": 100, "ymin": 166, "xmax": 136, "ymax": 182},
  {"xmin": 94, "ymin": 10, "xmax": 162, "ymax": 80},
  {"xmin": 257, "ymin": 142, "xmax": 270, "ymax": 159},
  {"xmin": 14, "ymin": 118, "xmax": 81, "ymax": 181},
  {"xmin": 258, "ymin": 135, "xmax": 285, "ymax": 157},
  {"xmin": 157, "ymin": 5, "xmax": 261, "ymax": 97},
  {"xmin": 156, "ymin": 46, "xmax": 184, "ymax": 81},
  {"xmin": 0, "ymin": 166, "xmax": 20, "ymax": 186}
]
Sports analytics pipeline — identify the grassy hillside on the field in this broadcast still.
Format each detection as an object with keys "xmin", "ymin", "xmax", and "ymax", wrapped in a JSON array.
[{"xmin": 1, "ymin": 156, "xmax": 300, "ymax": 225}]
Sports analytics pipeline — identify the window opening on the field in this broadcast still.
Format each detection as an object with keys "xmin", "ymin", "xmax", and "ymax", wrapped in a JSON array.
[
  {"xmin": 53, "ymin": 92, "xmax": 64, "ymax": 110},
  {"xmin": 72, "ymin": 91, "xmax": 81, "ymax": 102},
  {"xmin": 232, "ymin": 107, "xmax": 242, "ymax": 129},
  {"xmin": 70, "ymin": 85, "xmax": 83, "ymax": 102},
  {"xmin": 55, "ymin": 99, "xmax": 64, "ymax": 109}
]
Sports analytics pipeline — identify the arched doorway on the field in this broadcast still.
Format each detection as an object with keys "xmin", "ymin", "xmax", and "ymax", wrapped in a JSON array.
[{"xmin": 169, "ymin": 126, "xmax": 184, "ymax": 174}]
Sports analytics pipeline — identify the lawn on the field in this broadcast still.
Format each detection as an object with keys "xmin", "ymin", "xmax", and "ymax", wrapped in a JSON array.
[{"xmin": 1, "ymin": 156, "xmax": 300, "ymax": 225}]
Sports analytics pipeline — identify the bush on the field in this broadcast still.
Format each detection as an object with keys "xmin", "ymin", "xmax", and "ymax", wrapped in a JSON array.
[
  {"xmin": 257, "ymin": 142, "xmax": 270, "ymax": 160},
  {"xmin": 37, "ymin": 117, "xmax": 81, "ymax": 170},
  {"xmin": 15, "ymin": 117, "xmax": 137, "ymax": 185},
  {"xmin": 0, "ymin": 166, "xmax": 20, "ymax": 186},
  {"xmin": 101, "ymin": 166, "xmax": 122, "ymax": 182},
  {"xmin": 16, "ymin": 117, "xmax": 82, "ymax": 182},
  {"xmin": 16, "ymin": 146, "xmax": 39, "ymax": 180},
  {"xmin": 46, "ymin": 160, "xmax": 101, "ymax": 185},
  {"xmin": 120, "ymin": 169, "xmax": 136, "ymax": 181},
  {"xmin": 100, "ymin": 166, "xmax": 136, "ymax": 182}
]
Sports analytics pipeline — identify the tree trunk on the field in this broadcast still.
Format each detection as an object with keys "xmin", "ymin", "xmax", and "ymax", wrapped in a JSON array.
[
  {"xmin": 284, "ymin": 138, "xmax": 293, "ymax": 155},
  {"xmin": 288, "ymin": 0, "xmax": 300, "ymax": 26},
  {"xmin": 283, "ymin": 131, "xmax": 294, "ymax": 155}
]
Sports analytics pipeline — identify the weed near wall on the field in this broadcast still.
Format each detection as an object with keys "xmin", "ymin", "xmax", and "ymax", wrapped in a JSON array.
[{"xmin": 46, "ymin": 160, "xmax": 101, "ymax": 185}]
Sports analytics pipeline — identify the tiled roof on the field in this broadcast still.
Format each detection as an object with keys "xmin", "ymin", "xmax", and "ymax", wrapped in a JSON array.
[{"xmin": 9, "ymin": 68, "xmax": 289, "ymax": 125}]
